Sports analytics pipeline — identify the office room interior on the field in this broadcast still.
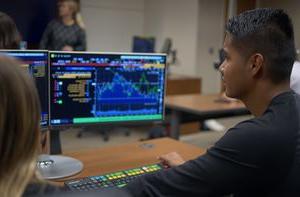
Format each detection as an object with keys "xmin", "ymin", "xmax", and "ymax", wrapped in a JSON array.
[
  {"xmin": 62, "ymin": 0, "xmax": 299, "ymax": 149},
  {"xmin": 1, "ymin": 0, "xmax": 300, "ymax": 194}
]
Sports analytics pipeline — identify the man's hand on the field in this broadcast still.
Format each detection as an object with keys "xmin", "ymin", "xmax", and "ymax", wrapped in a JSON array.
[{"xmin": 158, "ymin": 152, "xmax": 185, "ymax": 167}]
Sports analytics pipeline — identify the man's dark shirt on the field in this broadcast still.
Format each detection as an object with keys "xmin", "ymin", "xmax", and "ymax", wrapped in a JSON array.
[{"xmin": 125, "ymin": 91, "xmax": 300, "ymax": 196}]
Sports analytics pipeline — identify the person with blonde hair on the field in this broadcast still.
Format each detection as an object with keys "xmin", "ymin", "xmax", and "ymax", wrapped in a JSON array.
[
  {"xmin": 40, "ymin": 0, "xmax": 86, "ymax": 51},
  {"xmin": 0, "ymin": 56, "xmax": 62, "ymax": 196}
]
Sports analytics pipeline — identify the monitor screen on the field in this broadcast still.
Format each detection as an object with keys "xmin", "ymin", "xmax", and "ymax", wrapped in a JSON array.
[
  {"xmin": 49, "ymin": 51, "xmax": 166, "ymax": 126},
  {"xmin": 0, "ymin": 50, "xmax": 49, "ymax": 127}
]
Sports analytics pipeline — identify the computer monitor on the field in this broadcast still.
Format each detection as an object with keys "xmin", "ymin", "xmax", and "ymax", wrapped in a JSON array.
[
  {"xmin": 49, "ymin": 51, "xmax": 166, "ymax": 127},
  {"xmin": 132, "ymin": 36, "xmax": 155, "ymax": 53},
  {"xmin": 0, "ymin": 50, "xmax": 49, "ymax": 127},
  {"xmin": 0, "ymin": 50, "xmax": 82, "ymax": 180}
]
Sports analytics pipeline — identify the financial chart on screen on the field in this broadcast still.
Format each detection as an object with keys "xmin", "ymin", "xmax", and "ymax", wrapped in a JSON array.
[
  {"xmin": 49, "ymin": 52, "xmax": 166, "ymax": 126},
  {"xmin": 0, "ymin": 50, "xmax": 49, "ymax": 127}
]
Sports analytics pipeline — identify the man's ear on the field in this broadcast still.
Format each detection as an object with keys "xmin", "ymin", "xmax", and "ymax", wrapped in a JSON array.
[{"xmin": 248, "ymin": 53, "xmax": 264, "ymax": 78}]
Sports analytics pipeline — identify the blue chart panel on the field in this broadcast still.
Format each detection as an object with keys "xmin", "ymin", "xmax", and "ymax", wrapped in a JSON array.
[{"xmin": 93, "ymin": 67, "xmax": 164, "ymax": 117}]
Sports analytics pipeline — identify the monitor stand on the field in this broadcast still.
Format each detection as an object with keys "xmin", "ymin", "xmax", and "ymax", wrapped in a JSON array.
[{"xmin": 37, "ymin": 154, "xmax": 83, "ymax": 180}]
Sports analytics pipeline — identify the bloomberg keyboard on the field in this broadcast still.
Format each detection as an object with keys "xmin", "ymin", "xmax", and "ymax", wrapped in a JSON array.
[{"xmin": 65, "ymin": 163, "xmax": 166, "ymax": 191}]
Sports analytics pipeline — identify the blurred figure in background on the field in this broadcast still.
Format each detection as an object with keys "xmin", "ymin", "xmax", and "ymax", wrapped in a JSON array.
[
  {"xmin": 0, "ymin": 12, "xmax": 21, "ymax": 49},
  {"xmin": 39, "ymin": 0, "xmax": 86, "ymax": 51}
]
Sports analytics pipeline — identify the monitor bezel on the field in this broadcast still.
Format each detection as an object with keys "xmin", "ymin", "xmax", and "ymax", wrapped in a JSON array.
[{"xmin": 48, "ymin": 50, "xmax": 167, "ymax": 128}]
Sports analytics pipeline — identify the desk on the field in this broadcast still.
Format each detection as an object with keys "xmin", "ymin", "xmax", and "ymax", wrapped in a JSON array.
[
  {"xmin": 166, "ymin": 74, "xmax": 202, "ymax": 134},
  {"xmin": 56, "ymin": 138, "xmax": 205, "ymax": 184},
  {"xmin": 165, "ymin": 94, "xmax": 250, "ymax": 139},
  {"xmin": 166, "ymin": 74, "xmax": 201, "ymax": 95}
]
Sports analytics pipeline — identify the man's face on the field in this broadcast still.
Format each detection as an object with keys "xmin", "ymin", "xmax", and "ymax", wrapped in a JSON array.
[{"xmin": 219, "ymin": 34, "xmax": 252, "ymax": 99}]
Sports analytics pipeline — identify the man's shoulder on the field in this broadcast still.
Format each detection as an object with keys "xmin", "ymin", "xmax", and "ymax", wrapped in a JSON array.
[
  {"xmin": 229, "ymin": 116, "xmax": 272, "ymax": 135},
  {"xmin": 215, "ymin": 94, "xmax": 300, "ymax": 154},
  {"xmin": 234, "ymin": 92, "xmax": 300, "ymax": 134}
]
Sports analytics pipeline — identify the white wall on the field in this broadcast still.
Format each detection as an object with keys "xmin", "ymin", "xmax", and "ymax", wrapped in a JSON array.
[
  {"xmin": 144, "ymin": 0, "xmax": 225, "ymax": 93},
  {"xmin": 196, "ymin": 0, "xmax": 226, "ymax": 94},
  {"xmin": 81, "ymin": 0, "xmax": 226, "ymax": 93},
  {"xmin": 143, "ymin": 0, "xmax": 164, "ymax": 52},
  {"xmin": 81, "ymin": 0, "xmax": 145, "ymax": 52},
  {"xmin": 144, "ymin": 0, "xmax": 199, "ymax": 76},
  {"xmin": 81, "ymin": 0, "xmax": 300, "ymax": 94},
  {"xmin": 258, "ymin": 0, "xmax": 300, "ymax": 51}
]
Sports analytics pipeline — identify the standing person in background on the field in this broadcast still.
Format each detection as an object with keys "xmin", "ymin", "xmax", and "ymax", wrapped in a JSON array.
[
  {"xmin": 40, "ymin": 0, "xmax": 86, "ymax": 155},
  {"xmin": 0, "ymin": 12, "xmax": 21, "ymax": 49},
  {"xmin": 39, "ymin": 0, "xmax": 86, "ymax": 51}
]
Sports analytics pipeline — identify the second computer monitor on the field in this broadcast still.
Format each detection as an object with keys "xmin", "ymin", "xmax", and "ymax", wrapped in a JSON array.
[
  {"xmin": 0, "ymin": 50, "xmax": 49, "ymax": 127},
  {"xmin": 49, "ymin": 51, "xmax": 166, "ymax": 126}
]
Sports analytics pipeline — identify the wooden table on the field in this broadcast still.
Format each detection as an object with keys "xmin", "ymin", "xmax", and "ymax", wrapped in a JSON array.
[
  {"xmin": 166, "ymin": 74, "xmax": 201, "ymax": 95},
  {"xmin": 166, "ymin": 74, "xmax": 202, "ymax": 134},
  {"xmin": 165, "ymin": 94, "xmax": 249, "ymax": 139},
  {"xmin": 55, "ymin": 138, "xmax": 205, "ymax": 184}
]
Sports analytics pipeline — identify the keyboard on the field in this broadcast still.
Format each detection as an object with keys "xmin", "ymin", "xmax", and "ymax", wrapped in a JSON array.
[{"xmin": 65, "ymin": 163, "xmax": 166, "ymax": 191}]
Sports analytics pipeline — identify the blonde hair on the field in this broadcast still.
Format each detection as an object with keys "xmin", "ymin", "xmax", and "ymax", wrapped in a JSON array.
[
  {"xmin": 59, "ymin": 0, "xmax": 85, "ymax": 29},
  {"xmin": 0, "ymin": 56, "xmax": 41, "ymax": 197}
]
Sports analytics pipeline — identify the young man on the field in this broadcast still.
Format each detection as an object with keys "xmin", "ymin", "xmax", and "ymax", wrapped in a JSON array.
[{"xmin": 125, "ymin": 8, "xmax": 300, "ymax": 196}]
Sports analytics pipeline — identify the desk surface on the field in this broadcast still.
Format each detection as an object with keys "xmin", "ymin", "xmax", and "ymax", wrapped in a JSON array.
[
  {"xmin": 166, "ymin": 94, "xmax": 247, "ymax": 115},
  {"xmin": 58, "ymin": 138, "xmax": 205, "ymax": 183},
  {"xmin": 167, "ymin": 74, "xmax": 201, "ymax": 80},
  {"xmin": 165, "ymin": 94, "xmax": 249, "ymax": 139}
]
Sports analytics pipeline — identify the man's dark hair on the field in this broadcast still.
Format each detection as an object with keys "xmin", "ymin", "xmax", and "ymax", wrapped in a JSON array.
[{"xmin": 226, "ymin": 8, "xmax": 296, "ymax": 84}]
